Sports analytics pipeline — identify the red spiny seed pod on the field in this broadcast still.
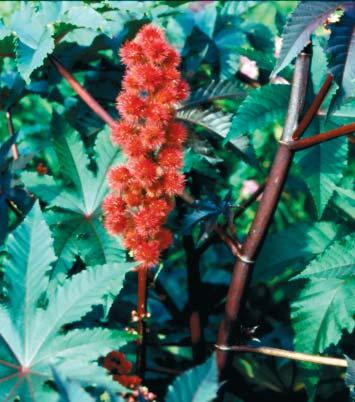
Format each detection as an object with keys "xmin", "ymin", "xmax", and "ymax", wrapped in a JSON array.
[{"xmin": 103, "ymin": 24, "xmax": 189, "ymax": 268}]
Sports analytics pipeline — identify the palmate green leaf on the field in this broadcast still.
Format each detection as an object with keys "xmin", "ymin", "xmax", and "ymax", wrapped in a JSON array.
[
  {"xmin": 165, "ymin": 354, "xmax": 219, "ymax": 402},
  {"xmin": 4, "ymin": 202, "xmax": 56, "ymax": 362},
  {"xmin": 291, "ymin": 234, "xmax": 355, "ymax": 354},
  {"xmin": 177, "ymin": 107, "xmax": 251, "ymax": 159},
  {"xmin": 327, "ymin": 4, "xmax": 355, "ymax": 103},
  {"xmin": 273, "ymin": 1, "xmax": 341, "ymax": 75},
  {"xmin": 225, "ymin": 84, "xmax": 291, "ymax": 142},
  {"xmin": 253, "ymin": 221, "xmax": 341, "ymax": 284},
  {"xmin": 295, "ymin": 135, "xmax": 348, "ymax": 218},
  {"xmin": 0, "ymin": 203, "xmax": 135, "ymax": 401},
  {"xmin": 22, "ymin": 119, "xmax": 125, "ymax": 281}
]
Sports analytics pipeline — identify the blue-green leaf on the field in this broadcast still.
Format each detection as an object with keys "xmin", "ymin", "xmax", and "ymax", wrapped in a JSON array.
[
  {"xmin": 273, "ymin": 1, "xmax": 341, "ymax": 75},
  {"xmin": 165, "ymin": 354, "xmax": 219, "ymax": 402}
]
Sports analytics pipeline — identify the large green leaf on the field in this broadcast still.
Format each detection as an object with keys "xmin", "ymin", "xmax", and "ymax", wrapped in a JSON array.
[
  {"xmin": 291, "ymin": 234, "xmax": 355, "ymax": 354},
  {"xmin": 327, "ymin": 4, "xmax": 355, "ymax": 102},
  {"xmin": 0, "ymin": 203, "xmax": 135, "ymax": 401},
  {"xmin": 180, "ymin": 79, "xmax": 246, "ymax": 109},
  {"xmin": 52, "ymin": 367, "xmax": 95, "ymax": 402},
  {"xmin": 294, "ymin": 234, "xmax": 355, "ymax": 280},
  {"xmin": 225, "ymin": 84, "xmax": 291, "ymax": 142},
  {"xmin": 22, "ymin": 119, "xmax": 125, "ymax": 281},
  {"xmin": 177, "ymin": 107, "xmax": 251, "ymax": 158},
  {"xmin": 253, "ymin": 221, "xmax": 341, "ymax": 284},
  {"xmin": 4, "ymin": 202, "xmax": 56, "ymax": 362},
  {"xmin": 273, "ymin": 1, "xmax": 341, "ymax": 75},
  {"xmin": 16, "ymin": 26, "xmax": 54, "ymax": 83},
  {"xmin": 165, "ymin": 354, "xmax": 219, "ymax": 402},
  {"xmin": 295, "ymin": 136, "xmax": 348, "ymax": 218}
]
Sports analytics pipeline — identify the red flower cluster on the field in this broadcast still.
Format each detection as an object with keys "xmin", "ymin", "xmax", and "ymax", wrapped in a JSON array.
[
  {"xmin": 103, "ymin": 351, "xmax": 142, "ymax": 389},
  {"xmin": 103, "ymin": 24, "xmax": 189, "ymax": 268}
]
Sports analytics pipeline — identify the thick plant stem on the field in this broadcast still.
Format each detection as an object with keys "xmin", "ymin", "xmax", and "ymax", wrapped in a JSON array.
[
  {"xmin": 291, "ymin": 73, "xmax": 333, "ymax": 140},
  {"xmin": 183, "ymin": 235, "xmax": 206, "ymax": 364},
  {"xmin": 136, "ymin": 267, "xmax": 148, "ymax": 378},
  {"xmin": 215, "ymin": 345, "xmax": 347, "ymax": 368},
  {"xmin": 6, "ymin": 111, "xmax": 19, "ymax": 160},
  {"xmin": 217, "ymin": 50, "xmax": 311, "ymax": 376},
  {"xmin": 50, "ymin": 56, "xmax": 116, "ymax": 127},
  {"xmin": 288, "ymin": 123, "xmax": 355, "ymax": 150}
]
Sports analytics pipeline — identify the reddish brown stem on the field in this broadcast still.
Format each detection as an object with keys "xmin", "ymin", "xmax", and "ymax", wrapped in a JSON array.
[
  {"xmin": 288, "ymin": 123, "xmax": 355, "ymax": 150},
  {"xmin": 136, "ymin": 267, "xmax": 148, "ymax": 378},
  {"xmin": 183, "ymin": 235, "xmax": 206, "ymax": 364},
  {"xmin": 292, "ymin": 73, "xmax": 333, "ymax": 140},
  {"xmin": 217, "ymin": 50, "xmax": 311, "ymax": 376},
  {"xmin": 49, "ymin": 56, "xmax": 116, "ymax": 127},
  {"xmin": 6, "ymin": 111, "xmax": 19, "ymax": 160}
]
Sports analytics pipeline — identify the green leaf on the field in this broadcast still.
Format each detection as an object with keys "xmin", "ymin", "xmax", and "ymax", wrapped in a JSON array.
[
  {"xmin": 165, "ymin": 354, "xmax": 219, "ymax": 402},
  {"xmin": 273, "ymin": 1, "xmax": 341, "ymax": 75},
  {"xmin": 327, "ymin": 4, "xmax": 355, "ymax": 102},
  {"xmin": 23, "ymin": 116, "xmax": 125, "ymax": 279},
  {"xmin": 52, "ymin": 367, "xmax": 95, "ymax": 402},
  {"xmin": 16, "ymin": 26, "xmax": 54, "ymax": 82},
  {"xmin": 62, "ymin": 4, "xmax": 107, "ymax": 31},
  {"xmin": 0, "ymin": 203, "xmax": 134, "ymax": 401},
  {"xmin": 225, "ymin": 84, "xmax": 291, "ymax": 142},
  {"xmin": 4, "ymin": 202, "xmax": 56, "ymax": 360},
  {"xmin": 194, "ymin": 3, "xmax": 217, "ymax": 38},
  {"xmin": 291, "ymin": 234, "xmax": 355, "ymax": 354},
  {"xmin": 253, "ymin": 221, "xmax": 341, "ymax": 284},
  {"xmin": 181, "ymin": 79, "xmax": 246, "ymax": 108},
  {"xmin": 295, "ymin": 136, "xmax": 348, "ymax": 218},
  {"xmin": 294, "ymin": 234, "xmax": 355, "ymax": 280},
  {"xmin": 177, "ymin": 107, "xmax": 251, "ymax": 158}
]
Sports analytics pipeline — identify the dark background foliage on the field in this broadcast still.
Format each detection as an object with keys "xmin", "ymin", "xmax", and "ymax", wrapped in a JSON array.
[{"xmin": 0, "ymin": 1, "xmax": 354, "ymax": 401}]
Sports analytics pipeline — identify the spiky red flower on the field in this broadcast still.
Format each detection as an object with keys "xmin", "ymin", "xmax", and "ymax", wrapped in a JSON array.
[
  {"xmin": 108, "ymin": 166, "xmax": 132, "ymax": 192},
  {"xmin": 134, "ymin": 239, "xmax": 161, "ymax": 267},
  {"xmin": 162, "ymin": 171, "xmax": 185, "ymax": 195},
  {"xmin": 168, "ymin": 122, "xmax": 187, "ymax": 145},
  {"xmin": 103, "ymin": 24, "xmax": 189, "ymax": 268},
  {"xmin": 158, "ymin": 146, "xmax": 184, "ymax": 171}
]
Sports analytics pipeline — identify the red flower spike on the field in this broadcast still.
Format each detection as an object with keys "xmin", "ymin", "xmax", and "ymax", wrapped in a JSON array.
[
  {"xmin": 120, "ymin": 41, "xmax": 145, "ymax": 66},
  {"xmin": 107, "ymin": 166, "xmax": 132, "ymax": 192},
  {"xmin": 134, "ymin": 239, "xmax": 161, "ymax": 267},
  {"xmin": 157, "ymin": 228, "xmax": 173, "ymax": 250},
  {"xmin": 141, "ymin": 125, "xmax": 166, "ymax": 151},
  {"xmin": 162, "ymin": 171, "xmax": 185, "ymax": 196},
  {"xmin": 158, "ymin": 146, "xmax": 184, "ymax": 171},
  {"xmin": 116, "ymin": 92, "xmax": 146, "ymax": 121},
  {"xmin": 104, "ymin": 213, "xmax": 128, "ymax": 235},
  {"xmin": 168, "ymin": 122, "xmax": 187, "ymax": 145},
  {"xmin": 131, "ymin": 157, "xmax": 158, "ymax": 186},
  {"xmin": 111, "ymin": 121, "xmax": 137, "ymax": 147},
  {"xmin": 103, "ymin": 23, "xmax": 189, "ymax": 268},
  {"xmin": 102, "ymin": 194, "xmax": 126, "ymax": 215}
]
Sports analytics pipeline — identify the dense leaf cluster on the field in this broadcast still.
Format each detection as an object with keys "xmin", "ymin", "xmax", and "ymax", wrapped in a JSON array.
[{"xmin": 0, "ymin": 1, "xmax": 354, "ymax": 401}]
